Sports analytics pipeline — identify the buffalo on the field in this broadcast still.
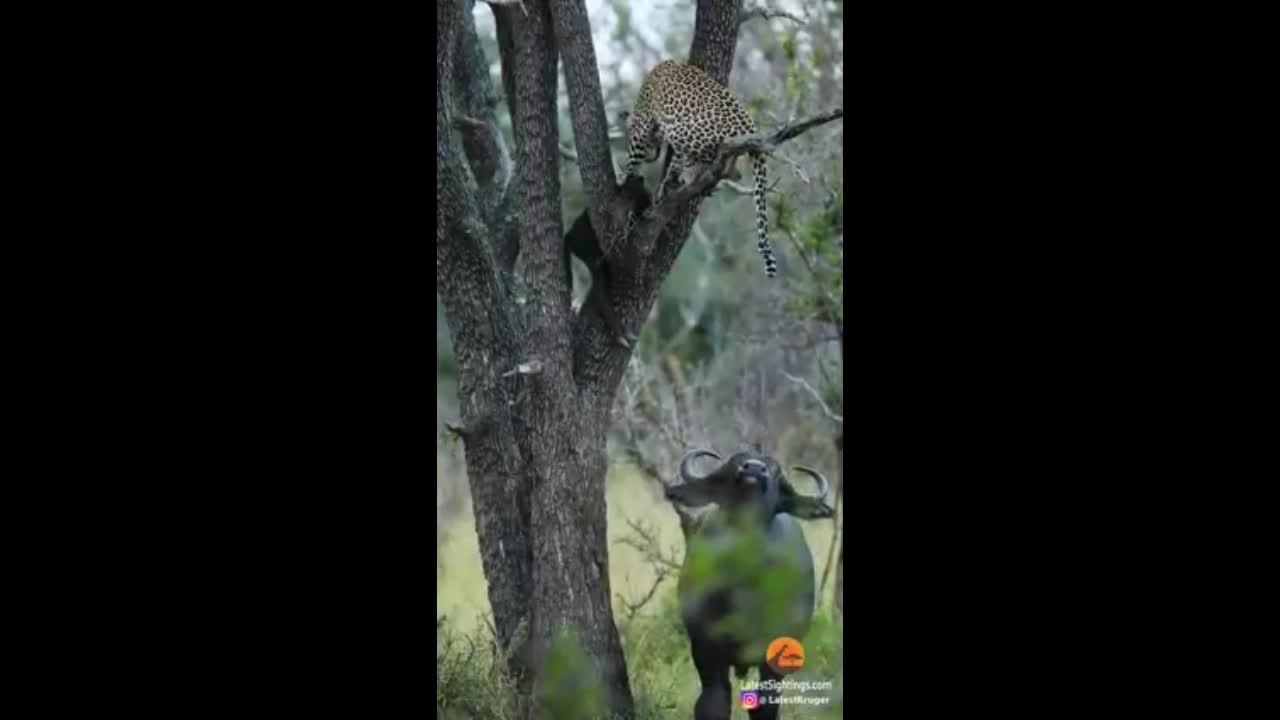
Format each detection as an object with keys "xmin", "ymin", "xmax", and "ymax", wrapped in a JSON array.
[{"xmin": 665, "ymin": 449, "xmax": 835, "ymax": 720}]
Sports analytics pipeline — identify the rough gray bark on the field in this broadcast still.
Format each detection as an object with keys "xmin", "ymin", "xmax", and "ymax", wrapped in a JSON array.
[
  {"xmin": 690, "ymin": 0, "xmax": 741, "ymax": 82},
  {"xmin": 438, "ymin": 1, "xmax": 749, "ymax": 718},
  {"xmin": 507, "ymin": 1, "xmax": 635, "ymax": 718},
  {"xmin": 437, "ymin": 0, "xmax": 534, "ymax": 686},
  {"xmin": 549, "ymin": 0, "xmax": 618, "ymax": 241}
]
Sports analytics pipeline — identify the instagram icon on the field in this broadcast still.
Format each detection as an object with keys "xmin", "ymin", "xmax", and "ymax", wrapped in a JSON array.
[{"xmin": 739, "ymin": 690, "xmax": 759, "ymax": 710}]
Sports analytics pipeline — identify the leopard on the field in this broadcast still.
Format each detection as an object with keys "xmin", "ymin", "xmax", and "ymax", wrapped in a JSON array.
[{"xmin": 623, "ymin": 60, "xmax": 777, "ymax": 278}]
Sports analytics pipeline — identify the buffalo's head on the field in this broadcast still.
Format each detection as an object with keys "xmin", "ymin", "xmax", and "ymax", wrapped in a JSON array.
[{"xmin": 666, "ymin": 449, "xmax": 835, "ymax": 520}]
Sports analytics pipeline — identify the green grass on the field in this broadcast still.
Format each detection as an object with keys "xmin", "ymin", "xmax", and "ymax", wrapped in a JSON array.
[{"xmin": 437, "ymin": 464, "xmax": 844, "ymax": 718}]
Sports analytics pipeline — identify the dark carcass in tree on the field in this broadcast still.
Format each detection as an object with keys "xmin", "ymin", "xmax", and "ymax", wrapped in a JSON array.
[{"xmin": 665, "ymin": 449, "xmax": 834, "ymax": 720}]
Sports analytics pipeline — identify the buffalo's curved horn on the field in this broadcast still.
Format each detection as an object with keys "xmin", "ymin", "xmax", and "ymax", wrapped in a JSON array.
[
  {"xmin": 679, "ymin": 449, "xmax": 723, "ymax": 483},
  {"xmin": 791, "ymin": 466, "xmax": 830, "ymax": 504}
]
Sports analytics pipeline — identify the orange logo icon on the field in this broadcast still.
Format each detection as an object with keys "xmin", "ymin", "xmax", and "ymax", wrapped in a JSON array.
[{"xmin": 765, "ymin": 636, "xmax": 805, "ymax": 675}]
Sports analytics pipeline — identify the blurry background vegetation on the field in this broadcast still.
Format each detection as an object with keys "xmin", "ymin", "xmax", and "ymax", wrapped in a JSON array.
[{"xmin": 439, "ymin": 1, "xmax": 842, "ymax": 717}]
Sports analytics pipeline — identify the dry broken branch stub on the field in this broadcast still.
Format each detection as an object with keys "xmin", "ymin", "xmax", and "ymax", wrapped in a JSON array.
[
  {"xmin": 502, "ymin": 359, "xmax": 545, "ymax": 378},
  {"xmin": 482, "ymin": 0, "xmax": 528, "ymax": 14}
]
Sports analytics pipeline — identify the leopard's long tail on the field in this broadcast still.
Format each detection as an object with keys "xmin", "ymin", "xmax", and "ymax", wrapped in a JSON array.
[{"xmin": 750, "ymin": 153, "xmax": 777, "ymax": 277}]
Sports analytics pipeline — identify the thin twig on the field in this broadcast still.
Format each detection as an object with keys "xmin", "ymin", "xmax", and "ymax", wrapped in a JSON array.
[
  {"xmin": 618, "ymin": 567, "xmax": 671, "ymax": 621},
  {"xmin": 775, "ymin": 151, "xmax": 811, "ymax": 184},
  {"xmin": 782, "ymin": 371, "xmax": 843, "ymax": 424},
  {"xmin": 738, "ymin": 7, "xmax": 806, "ymax": 26},
  {"xmin": 721, "ymin": 176, "xmax": 783, "ymax": 196},
  {"xmin": 785, "ymin": 228, "xmax": 842, "ymax": 322},
  {"xmin": 616, "ymin": 517, "xmax": 682, "ymax": 571},
  {"xmin": 781, "ymin": 333, "xmax": 842, "ymax": 351}
]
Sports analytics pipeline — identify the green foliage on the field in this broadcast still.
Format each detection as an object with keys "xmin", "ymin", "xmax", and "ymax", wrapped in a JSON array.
[
  {"xmin": 620, "ymin": 598, "xmax": 844, "ymax": 719},
  {"xmin": 681, "ymin": 518, "xmax": 814, "ymax": 663},
  {"xmin": 782, "ymin": 197, "xmax": 843, "ymax": 326},
  {"xmin": 781, "ymin": 32, "xmax": 799, "ymax": 63},
  {"xmin": 536, "ymin": 628, "xmax": 607, "ymax": 720},
  {"xmin": 438, "ymin": 591, "xmax": 845, "ymax": 720},
  {"xmin": 437, "ymin": 619, "xmax": 522, "ymax": 720},
  {"xmin": 772, "ymin": 191, "xmax": 795, "ymax": 234}
]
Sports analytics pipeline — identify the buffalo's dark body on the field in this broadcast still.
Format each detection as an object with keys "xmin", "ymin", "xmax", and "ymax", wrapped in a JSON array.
[{"xmin": 666, "ymin": 452, "xmax": 833, "ymax": 720}]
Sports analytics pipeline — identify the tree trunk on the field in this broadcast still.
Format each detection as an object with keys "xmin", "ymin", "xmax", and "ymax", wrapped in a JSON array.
[
  {"xmin": 438, "ymin": 0, "xmax": 534, "ymax": 688},
  {"xmin": 509, "ymin": 2, "xmax": 633, "ymax": 717}
]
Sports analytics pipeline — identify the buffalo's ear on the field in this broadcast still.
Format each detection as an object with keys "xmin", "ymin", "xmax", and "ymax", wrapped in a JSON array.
[
  {"xmin": 780, "ymin": 494, "xmax": 835, "ymax": 519},
  {"xmin": 665, "ymin": 481, "xmax": 717, "ymax": 508}
]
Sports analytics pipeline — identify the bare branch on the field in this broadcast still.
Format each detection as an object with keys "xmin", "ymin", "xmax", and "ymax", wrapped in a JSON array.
[
  {"xmin": 782, "ymin": 371, "xmax": 843, "ymax": 424},
  {"xmin": 492, "ymin": 5, "xmax": 520, "ymax": 126},
  {"xmin": 622, "ymin": 447, "xmax": 698, "ymax": 537},
  {"xmin": 637, "ymin": 108, "xmax": 844, "ymax": 232},
  {"xmin": 738, "ymin": 7, "xmax": 805, "ymax": 26},
  {"xmin": 722, "ymin": 176, "xmax": 782, "ymax": 196},
  {"xmin": 617, "ymin": 517, "xmax": 683, "ymax": 571},
  {"xmin": 618, "ymin": 567, "xmax": 670, "ymax": 622},
  {"xmin": 781, "ymin": 333, "xmax": 842, "ymax": 351},
  {"xmin": 753, "ymin": 108, "xmax": 847, "ymax": 147},
  {"xmin": 548, "ymin": 0, "xmax": 619, "ymax": 236},
  {"xmin": 774, "ymin": 151, "xmax": 811, "ymax": 184}
]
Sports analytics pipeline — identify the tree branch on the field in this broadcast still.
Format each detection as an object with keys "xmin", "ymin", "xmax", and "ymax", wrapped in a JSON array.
[
  {"xmin": 781, "ymin": 371, "xmax": 843, "ymax": 424},
  {"xmin": 482, "ymin": 0, "xmax": 528, "ymax": 15},
  {"xmin": 492, "ymin": 5, "xmax": 520, "ymax": 133},
  {"xmin": 618, "ymin": 566, "xmax": 670, "ymax": 622},
  {"xmin": 485, "ymin": 3, "xmax": 523, "ymax": 273},
  {"xmin": 638, "ymin": 108, "xmax": 844, "ymax": 235},
  {"xmin": 738, "ymin": 6, "xmax": 805, "ymax": 26},
  {"xmin": 548, "ymin": 0, "xmax": 620, "ymax": 238},
  {"xmin": 617, "ymin": 517, "xmax": 683, "ymax": 572},
  {"xmin": 452, "ymin": 12, "xmax": 511, "ymax": 197},
  {"xmin": 437, "ymin": 7, "xmax": 534, "ymax": 687},
  {"xmin": 566, "ymin": 0, "xmax": 747, "ymax": 402},
  {"xmin": 690, "ymin": 0, "xmax": 743, "ymax": 84},
  {"xmin": 721, "ymin": 176, "xmax": 781, "ymax": 196}
]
